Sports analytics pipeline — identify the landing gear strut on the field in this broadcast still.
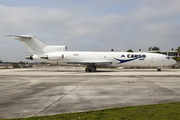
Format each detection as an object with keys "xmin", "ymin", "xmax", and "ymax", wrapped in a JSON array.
[
  {"xmin": 57, "ymin": 62, "xmax": 59, "ymax": 71},
  {"xmin": 85, "ymin": 66, "xmax": 96, "ymax": 72}
]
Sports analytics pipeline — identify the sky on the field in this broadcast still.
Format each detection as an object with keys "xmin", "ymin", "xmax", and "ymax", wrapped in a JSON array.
[{"xmin": 0, "ymin": 0, "xmax": 180, "ymax": 62}]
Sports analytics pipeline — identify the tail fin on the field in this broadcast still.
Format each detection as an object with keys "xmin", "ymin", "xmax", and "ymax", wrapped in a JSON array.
[
  {"xmin": 6, "ymin": 35, "xmax": 46, "ymax": 54},
  {"xmin": 6, "ymin": 35, "xmax": 67, "ymax": 54}
]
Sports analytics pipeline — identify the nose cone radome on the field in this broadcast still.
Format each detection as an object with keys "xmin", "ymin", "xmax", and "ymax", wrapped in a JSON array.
[{"xmin": 170, "ymin": 59, "xmax": 177, "ymax": 65}]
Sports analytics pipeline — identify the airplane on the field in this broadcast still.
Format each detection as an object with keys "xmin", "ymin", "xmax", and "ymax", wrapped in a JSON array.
[{"xmin": 6, "ymin": 35, "xmax": 177, "ymax": 72}]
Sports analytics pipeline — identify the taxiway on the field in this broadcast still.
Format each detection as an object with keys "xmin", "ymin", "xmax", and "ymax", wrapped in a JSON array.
[{"xmin": 0, "ymin": 67, "xmax": 180, "ymax": 119}]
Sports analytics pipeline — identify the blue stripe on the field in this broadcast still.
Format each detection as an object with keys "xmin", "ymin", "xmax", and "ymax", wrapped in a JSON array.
[{"xmin": 114, "ymin": 57, "xmax": 138, "ymax": 64}]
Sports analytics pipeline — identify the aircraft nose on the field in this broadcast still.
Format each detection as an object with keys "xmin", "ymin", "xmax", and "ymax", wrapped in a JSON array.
[{"xmin": 171, "ymin": 59, "xmax": 177, "ymax": 65}]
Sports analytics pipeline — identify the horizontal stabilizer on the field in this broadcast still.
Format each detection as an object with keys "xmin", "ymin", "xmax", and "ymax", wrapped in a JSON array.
[
  {"xmin": 6, "ymin": 35, "xmax": 46, "ymax": 54},
  {"xmin": 6, "ymin": 35, "xmax": 67, "ymax": 54}
]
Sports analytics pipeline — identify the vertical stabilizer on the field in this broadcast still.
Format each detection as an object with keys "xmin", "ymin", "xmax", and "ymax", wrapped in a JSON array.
[{"xmin": 6, "ymin": 35, "xmax": 46, "ymax": 54}]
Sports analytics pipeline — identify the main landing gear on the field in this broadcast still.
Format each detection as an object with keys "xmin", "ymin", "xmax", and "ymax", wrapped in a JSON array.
[
  {"xmin": 157, "ymin": 67, "xmax": 161, "ymax": 71},
  {"xmin": 85, "ymin": 66, "xmax": 96, "ymax": 72}
]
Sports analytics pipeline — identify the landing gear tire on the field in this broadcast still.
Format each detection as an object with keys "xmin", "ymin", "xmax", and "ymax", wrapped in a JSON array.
[
  {"xmin": 85, "ymin": 68, "xmax": 91, "ymax": 72},
  {"xmin": 157, "ymin": 68, "xmax": 161, "ymax": 71},
  {"xmin": 85, "ymin": 66, "xmax": 96, "ymax": 72}
]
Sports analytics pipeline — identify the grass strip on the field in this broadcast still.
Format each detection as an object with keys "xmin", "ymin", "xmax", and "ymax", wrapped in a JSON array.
[{"xmin": 2, "ymin": 102, "xmax": 180, "ymax": 120}]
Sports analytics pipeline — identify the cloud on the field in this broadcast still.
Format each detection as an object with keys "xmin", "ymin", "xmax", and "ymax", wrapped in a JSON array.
[
  {"xmin": 0, "ymin": 0, "xmax": 180, "ymax": 62},
  {"xmin": 129, "ymin": 0, "xmax": 180, "ymax": 22},
  {"xmin": 0, "ymin": 5, "xmax": 72, "ymax": 33}
]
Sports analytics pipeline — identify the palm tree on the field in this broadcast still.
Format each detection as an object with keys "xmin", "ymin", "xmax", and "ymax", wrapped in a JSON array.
[
  {"xmin": 127, "ymin": 49, "xmax": 133, "ymax": 52},
  {"xmin": 176, "ymin": 46, "xmax": 180, "ymax": 56},
  {"xmin": 148, "ymin": 46, "xmax": 160, "ymax": 51}
]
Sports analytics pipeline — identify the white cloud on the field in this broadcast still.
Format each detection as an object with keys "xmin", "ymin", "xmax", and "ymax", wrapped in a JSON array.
[
  {"xmin": 0, "ymin": 5, "xmax": 72, "ymax": 33},
  {"xmin": 0, "ymin": 0, "xmax": 180, "ymax": 61}
]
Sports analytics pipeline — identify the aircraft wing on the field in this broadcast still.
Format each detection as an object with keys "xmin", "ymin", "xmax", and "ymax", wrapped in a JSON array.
[{"xmin": 65, "ymin": 61, "xmax": 112, "ymax": 66}]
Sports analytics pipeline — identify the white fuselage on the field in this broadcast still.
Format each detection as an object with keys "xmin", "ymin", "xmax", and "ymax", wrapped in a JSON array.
[
  {"xmin": 7, "ymin": 35, "xmax": 177, "ymax": 71},
  {"xmin": 32, "ymin": 51, "xmax": 176, "ymax": 67}
]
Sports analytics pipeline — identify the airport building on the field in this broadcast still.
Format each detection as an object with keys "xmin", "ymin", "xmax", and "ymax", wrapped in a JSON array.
[
  {"xmin": 137, "ymin": 49, "xmax": 179, "ymax": 58},
  {"xmin": 156, "ymin": 50, "xmax": 179, "ymax": 57}
]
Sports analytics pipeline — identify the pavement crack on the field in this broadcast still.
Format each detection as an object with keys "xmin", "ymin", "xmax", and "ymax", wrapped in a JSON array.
[{"xmin": 34, "ymin": 80, "xmax": 88, "ymax": 116}]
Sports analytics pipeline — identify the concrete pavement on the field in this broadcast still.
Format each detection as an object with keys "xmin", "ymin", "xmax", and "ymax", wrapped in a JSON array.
[{"xmin": 0, "ymin": 67, "xmax": 180, "ymax": 118}]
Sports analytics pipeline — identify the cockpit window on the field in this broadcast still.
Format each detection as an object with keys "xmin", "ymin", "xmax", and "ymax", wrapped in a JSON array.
[{"xmin": 166, "ymin": 57, "xmax": 170, "ymax": 59}]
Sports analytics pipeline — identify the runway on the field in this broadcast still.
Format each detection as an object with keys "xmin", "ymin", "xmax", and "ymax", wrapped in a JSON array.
[{"xmin": 0, "ymin": 67, "xmax": 180, "ymax": 119}]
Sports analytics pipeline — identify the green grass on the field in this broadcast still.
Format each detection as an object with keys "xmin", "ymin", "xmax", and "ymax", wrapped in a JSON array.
[{"xmin": 2, "ymin": 102, "xmax": 180, "ymax": 120}]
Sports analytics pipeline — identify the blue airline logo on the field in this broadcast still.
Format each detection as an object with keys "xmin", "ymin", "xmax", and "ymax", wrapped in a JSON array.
[
  {"xmin": 121, "ymin": 55, "xmax": 125, "ymax": 57},
  {"xmin": 114, "ymin": 57, "xmax": 138, "ymax": 64},
  {"xmin": 127, "ymin": 54, "xmax": 146, "ymax": 58},
  {"xmin": 115, "ymin": 54, "xmax": 146, "ymax": 64}
]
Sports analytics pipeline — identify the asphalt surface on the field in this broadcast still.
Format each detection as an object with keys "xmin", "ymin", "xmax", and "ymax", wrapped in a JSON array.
[{"xmin": 0, "ymin": 67, "xmax": 180, "ymax": 119}]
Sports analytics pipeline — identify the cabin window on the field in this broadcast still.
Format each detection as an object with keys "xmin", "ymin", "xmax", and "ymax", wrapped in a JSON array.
[{"xmin": 168, "ymin": 52, "xmax": 178, "ymax": 56}]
